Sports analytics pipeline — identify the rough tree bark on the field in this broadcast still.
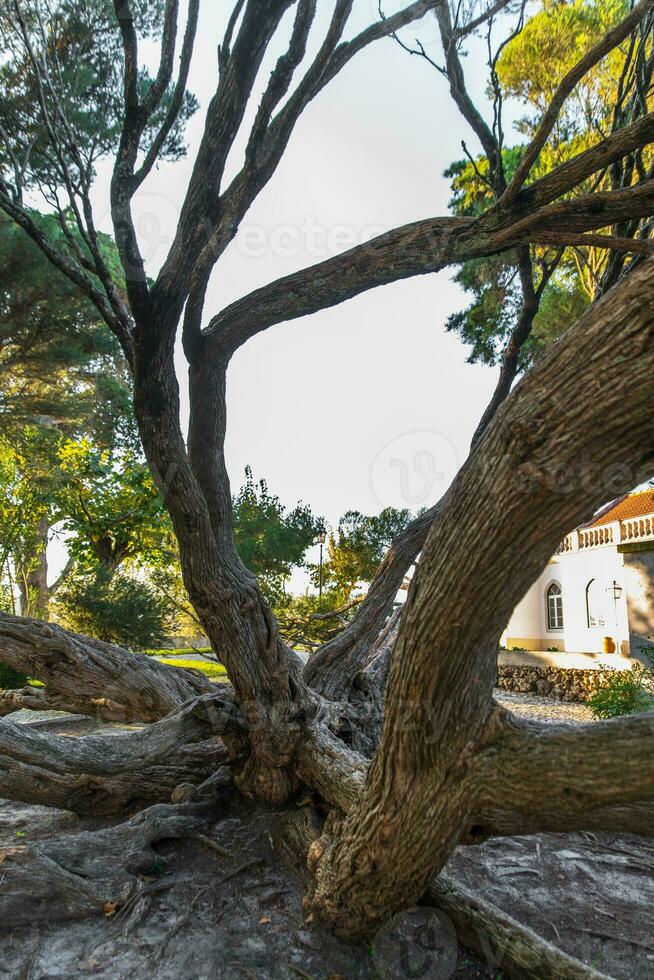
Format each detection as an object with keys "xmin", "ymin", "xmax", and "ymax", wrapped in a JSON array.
[
  {"xmin": 0, "ymin": 614, "xmax": 214, "ymax": 721},
  {"xmin": 0, "ymin": 692, "xmax": 239, "ymax": 814},
  {"xmin": 308, "ymin": 256, "xmax": 654, "ymax": 936},
  {"xmin": 18, "ymin": 517, "xmax": 49, "ymax": 620},
  {"xmin": 1, "ymin": 0, "xmax": 654, "ymax": 958}
]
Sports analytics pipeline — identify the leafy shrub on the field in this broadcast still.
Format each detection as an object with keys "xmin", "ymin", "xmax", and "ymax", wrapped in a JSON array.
[
  {"xmin": 0, "ymin": 662, "xmax": 28, "ymax": 689},
  {"xmin": 57, "ymin": 572, "xmax": 176, "ymax": 650},
  {"xmin": 589, "ymin": 650, "xmax": 654, "ymax": 720}
]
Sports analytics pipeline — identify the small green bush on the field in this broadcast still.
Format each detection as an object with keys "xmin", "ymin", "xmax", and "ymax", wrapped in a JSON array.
[
  {"xmin": 0, "ymin": 662, "xmax": 28, "ymax": 689},
  {"xmin": 589, "ymin": 650, "xmax": 654, "ymax": 720},
  {"xmin": 57, "ymin": 572, "xmax": 176, "ymax": 650}
]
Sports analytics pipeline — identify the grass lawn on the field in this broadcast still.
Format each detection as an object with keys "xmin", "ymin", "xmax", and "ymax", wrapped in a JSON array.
[
  {"xmin": 158, "ymin": 657, "xmax": 228, "ymax": 681},
  {"xmin": 142, "ymin": 646, "xmax": 213, "ymax": 658}
]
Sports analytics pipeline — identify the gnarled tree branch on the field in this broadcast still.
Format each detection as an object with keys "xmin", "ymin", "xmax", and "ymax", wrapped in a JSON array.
[{"xmin": 0, "ymin": 614, "xmax": 214, "ymax": 723}]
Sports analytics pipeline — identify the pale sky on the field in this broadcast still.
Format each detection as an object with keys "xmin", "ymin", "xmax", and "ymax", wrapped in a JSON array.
[{"xmin": 55, "ymin": 2, "xmax": 518, "ymax": 575}]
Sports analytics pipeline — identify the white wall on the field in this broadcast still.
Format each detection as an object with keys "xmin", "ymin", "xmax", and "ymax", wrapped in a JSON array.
[
  {"xmin": 504, "ymin": 548, "xmax": 631, "ymax": 654},
  {"xmin": 503, "ymin": 559, "xmax": 564, "ymax": 650}
]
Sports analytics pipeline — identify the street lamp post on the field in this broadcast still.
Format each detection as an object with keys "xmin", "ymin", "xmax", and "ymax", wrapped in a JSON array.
[{"xmin": 316, "ymin": 527, "xmax": 326, "ymax": 604}]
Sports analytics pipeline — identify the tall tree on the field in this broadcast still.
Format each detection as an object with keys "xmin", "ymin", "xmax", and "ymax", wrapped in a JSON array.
[
  {"xmin": 0, "ymin": 212, "xmax": 143, "ymax": 615},
  {"xmin": 0, "ymin": 0, "xmax": 654, "ymax": 952},
  {"xmin": 232, "ymin": 466, "xmax": 320, "ymax": 604},
  {"xmin": 316, "ymin": 507, "xmax": 413, "ymax": 601}
]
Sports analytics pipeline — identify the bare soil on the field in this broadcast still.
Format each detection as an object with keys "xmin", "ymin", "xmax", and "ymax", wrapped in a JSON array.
[{"xmin": 0, "ymin": 795, "xmax": 497, "ymax": 980}]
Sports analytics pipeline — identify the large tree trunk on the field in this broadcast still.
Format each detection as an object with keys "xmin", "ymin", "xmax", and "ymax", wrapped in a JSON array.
[
  {"xmin": 18, "ymin": 517, "xmax": 49, "ymax": 619},
  {"xmin": 308, "ymin": 256, "xmax": 654, "ymax": 937},
  {"xmin": 3, "ymin": 0, "xmax": 654, "ymax": 964},
  {"xmin": 130, "ymin": 334, "xmax": 307, "ymax": 803}
]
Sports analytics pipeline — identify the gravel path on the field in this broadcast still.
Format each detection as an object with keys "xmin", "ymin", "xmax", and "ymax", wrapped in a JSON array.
[{"xmin": 495, "ymin": 689, "xmax": 595, "ymax": 724}]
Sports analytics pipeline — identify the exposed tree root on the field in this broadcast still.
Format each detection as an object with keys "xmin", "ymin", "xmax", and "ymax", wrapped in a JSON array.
[
  {"xmin": 0, "ymin": 693, "xmax": 243, "ymax": 815},
  {"xmin": 0, "ymin": 614, "xmax": 214, "ymax": 722},
  {"xmin": 427, "ymin": 874, "xmax": 612, "ymax": 980},
  {"xmin": 0, "ymin": 801, "xmax": 216, "ymax": 925},
  {"xmin": 278, "ymin": 808, "xmax": 612, "ymax": 979}
]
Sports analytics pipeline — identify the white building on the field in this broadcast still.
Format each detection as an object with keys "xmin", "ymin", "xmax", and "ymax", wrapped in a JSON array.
[{"xmin": 503, "ymin": 489, "xmax": 654, "ymax": 662}]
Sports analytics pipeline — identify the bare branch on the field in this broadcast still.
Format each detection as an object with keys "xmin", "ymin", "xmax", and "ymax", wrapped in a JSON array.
[
  {"xmin": 113, "ymin": 0, "xmax": 140, "ymax": 115},
  {"xmin": 435, "ymin": 0, "xmax": 504, "ymax": 191},
  {"xmin": 133, "ymin": 0, "xmax": 200, "ymax": 189},
  {"xmin": 534, "ymin": 231, "xmax": 654, "ymax": 254},
  {"xmin": 469, "ymin": 245, "xmax": 549, "ymax": 449},
  {"xmin": 452, "ymin": 0, "xmax": 515, "ymax": 39},
  {"xmin": 0, "ymin": 186, "xmax": 133, "ymax": 356},
  {"xmin": 141, "ymin": 0, "xmax": 179, "ymax": 118},
  {"xmin": 518, "ymin": 111, "xmax": 654, "ymax": 211}
]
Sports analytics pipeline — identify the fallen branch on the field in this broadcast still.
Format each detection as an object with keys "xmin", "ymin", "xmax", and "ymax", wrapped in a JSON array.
[
  {"xmin": 0, "ymin": 692, "xmax": 242, "ymax": 814},
  {"xmin": 0, "ymin": 614, "xmax": 214, "ymax": 722},
  {"xmin": 427, "ymin": 874, "xmax": 612, "ymax": 980}
]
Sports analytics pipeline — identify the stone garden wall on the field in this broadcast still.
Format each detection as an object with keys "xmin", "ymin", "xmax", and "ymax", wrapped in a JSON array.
[{"xmin": 496, "ymin": 664, "xmax": 628, "ymax": 702}]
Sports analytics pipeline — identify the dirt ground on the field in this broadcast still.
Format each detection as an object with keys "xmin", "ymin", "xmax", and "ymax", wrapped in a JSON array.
[
  {"xmin": 0, "ymin": 795, "xmax": 499, "ymax": 980},
  {"xmin": 1, "ymin": 711, "xmax": 653, "ymax": 980}
]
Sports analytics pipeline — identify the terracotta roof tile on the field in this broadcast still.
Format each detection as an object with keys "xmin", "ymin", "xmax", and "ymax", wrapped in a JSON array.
[{"xmin": 586, "ymin": 488, "xmax": 654, "ymax": 527}]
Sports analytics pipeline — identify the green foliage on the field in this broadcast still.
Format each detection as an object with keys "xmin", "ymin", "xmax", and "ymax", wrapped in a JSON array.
[
  {"xmin": 0, "ymin": 662, "xmax": 28, "ymax": 690},
  {"xmin": 0, "ymin": 210, "xmax": 157, "ymax": 613},
  {"xmin": 316, "ymin": 508, "xmax": 414, "ymax": 602},
  {"xmin": 0, "ymin": 213, "xmax": 132, "ymax": 444},
  {"xmin": 56, "ymin": 438, "xmax": 172, "ymax": 575},
  {"xmin": 589, "ymin": 653, "xmax": 654, "ymax": 719},
  {"xmin": 497, "ymin": 0, "xmax": 628, "ymax": 129},
  {"xmin": 275, "ymin": 588, "xmax": 363, "ymax": 650},
  {"xmin": 444, "ymin": 153, "xmax": 590, "ymax": 368},
  {"xmin": 233, "ymin": 466, "xmax": 320, "ymax": 603},
  {"xmin": 143, "ymin": 646, "xmax": 212, "ymax": 658},
  {"xmin": 0, "ymin": 0, "xmax": 197, "ymax": 197},
  {"xmin": 56, "ymin": 571, "xmax": 176, "ymax": 650},
  {"xmin": 443, "ymin": 0, "xmax": 643, "ymax": 368},
  {"xmin": 0, "ymin": 433, "xmax": 54, "ymax": 601},
  {"xmin": 270, "ymin": 506, "xmax": 414, "ymax": 649}
]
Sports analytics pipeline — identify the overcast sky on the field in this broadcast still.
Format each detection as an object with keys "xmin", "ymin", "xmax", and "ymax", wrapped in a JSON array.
[{"xmin": 73, "ymin": 2, "xmax": 519, "ymax": 573}]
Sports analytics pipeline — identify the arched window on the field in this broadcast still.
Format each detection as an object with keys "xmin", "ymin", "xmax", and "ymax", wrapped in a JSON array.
[
  {"xmin": 586, "ymin": 579, "xmax": 605, "ymax": 628},
  {"xmin": 546, "ymin": 582, "xmax": 564, "ymax": 630}
]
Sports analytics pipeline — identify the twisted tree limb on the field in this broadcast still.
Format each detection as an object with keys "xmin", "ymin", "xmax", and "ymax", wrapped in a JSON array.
[
  {"xmin": 0, "ymin": 614, "xmax": 214, "ymax": 723},
  {"xmin": 0, "ymin": 692, "xmax": 243, "ymax": 815},
  {"xmin": 473, "ymin": 707, "xmax": 654, "ymax": 840},
  {"xmin": 309, "ymin": 256, "xmax": 654, "ymax": 937}
]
